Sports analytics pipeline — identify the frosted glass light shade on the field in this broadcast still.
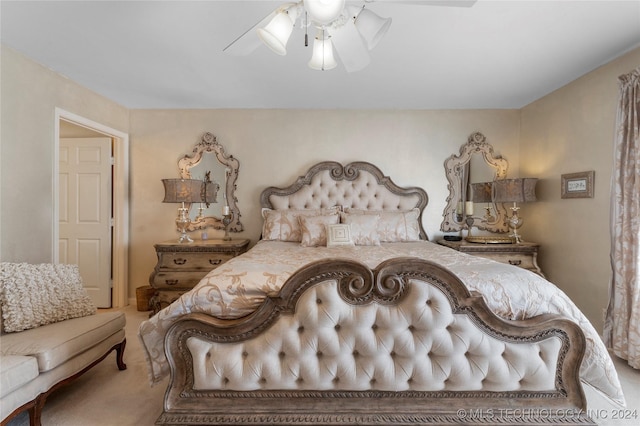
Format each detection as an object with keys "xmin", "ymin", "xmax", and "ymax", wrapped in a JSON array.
[
  {"xmin": 308, "ymin": 36, "xmax": 337, "ymax": 70},
  {"xmin": 354, "ymin": 8, "xmax": 392, "ymax": 50},
  {"xmin": 257, "ymin": 11, "xmax": 296, "ymax": 55},
  {"xmin": 305, "ymin": 0, "xmax": 346, "ymax": 25}
]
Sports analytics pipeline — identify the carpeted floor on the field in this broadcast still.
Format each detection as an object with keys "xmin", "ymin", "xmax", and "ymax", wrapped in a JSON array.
[{"xmin": 6, "ymin": 304, "xmax": 640, "ymax": 425}]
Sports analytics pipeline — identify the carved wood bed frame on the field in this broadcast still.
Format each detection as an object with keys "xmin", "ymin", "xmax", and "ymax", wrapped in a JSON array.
[{"xmin": 157, "ymin": 162, "xmax": 593, "ymax": 425}]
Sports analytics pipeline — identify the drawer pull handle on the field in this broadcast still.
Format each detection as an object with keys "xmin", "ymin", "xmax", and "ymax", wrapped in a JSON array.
[
  {"xmin": 209, "ymin": 259, "xmax": 222, "ymax": 266},
  {"xmin": 165, "ymin": 279, "xmax": 179, "ymax": 286},
  {"xmin": 173, "ymin": 258, "xmax": 187, "ymax": 265},
  {"xmin": 508, "ymin": 260, "xmax": 522, "ymax": 266}
]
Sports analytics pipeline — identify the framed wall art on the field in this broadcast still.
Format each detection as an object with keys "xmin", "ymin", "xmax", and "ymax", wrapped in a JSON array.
[{"xmin": 561, "ymin": 171, "xmax": 595, "ymax": 199}]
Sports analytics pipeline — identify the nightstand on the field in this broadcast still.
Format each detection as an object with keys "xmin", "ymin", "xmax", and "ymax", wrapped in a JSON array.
[
  {"xmin": 437, "ymin": 239, "xmax": 545, "ymax": 278},
  {"xmin": 148, "ymin": 238, "xmax": 250, "ymax": 314}
]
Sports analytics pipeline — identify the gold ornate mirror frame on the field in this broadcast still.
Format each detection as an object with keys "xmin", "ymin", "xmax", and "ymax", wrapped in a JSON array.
[
  {"xmin": 441, "ymin": 132, "xmax": 509, "ymax": 233},
  {"xmin": 179, "ymin": 132, "xmax": 243, "ymax": 232}
]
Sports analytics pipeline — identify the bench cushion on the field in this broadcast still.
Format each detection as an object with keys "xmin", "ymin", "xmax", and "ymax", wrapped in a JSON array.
[
  {"xmin": 0, "ymin": 311, "xmax": 125, "ymax": 372},
  {"xmin": 0, "ymin": 355, "xmax": 39, "ymax": 398}
]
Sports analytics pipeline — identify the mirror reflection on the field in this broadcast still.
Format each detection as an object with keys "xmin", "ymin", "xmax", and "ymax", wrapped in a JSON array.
[
  {"xmin": 441, "ymin": 132, "xmax": 509, "ymax": 234},
  {"xmin": 179, "ymin": 132, "xmax": 243, "ymax": 233},
  {"xmin": 186, "ymin": 159, "xmax": 225, "ymax": 221}
]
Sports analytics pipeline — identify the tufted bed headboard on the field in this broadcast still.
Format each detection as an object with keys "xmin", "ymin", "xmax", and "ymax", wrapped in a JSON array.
[{"xmin": 260, "ymin": 161, "xmax": 429, "ymax": 240}]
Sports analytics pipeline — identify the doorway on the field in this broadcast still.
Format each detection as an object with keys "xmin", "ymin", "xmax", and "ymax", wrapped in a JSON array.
[{"xmin": 54, "ymin": 108, "xmax": 129, "ymax": 308}]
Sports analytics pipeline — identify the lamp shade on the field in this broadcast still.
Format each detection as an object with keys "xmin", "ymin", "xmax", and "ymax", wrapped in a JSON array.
[
  {"xmin": 492, "ymin": 178, "xmax": 538, "ymax": 203},
  {"xmin": 203, "ymin": 181, "xmax": 220, "ymax": 204},
  {"xmin": 257, "ymin": 10, "xmax": 296, "ymax": 55},
  {"xmin": 162, "ymin": 179, "xmax": 204, "ymax": 203},
  {"xmin": 308, "ymin": 34, "xmax": 337, "ymax": 70},
  {"xmin": 305, "ymin": 0, "xmax": 346, "ymax": 25},
  {"xmin": 470, "ymin": 182, "xmax": 493, "ymax": 203},
  {"xmin": 354, "ymin": 7, "xmax": 391, "ymax": 50}
]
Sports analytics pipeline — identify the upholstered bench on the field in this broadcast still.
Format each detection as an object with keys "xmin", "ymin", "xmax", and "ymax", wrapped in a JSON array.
[{"xmin": 0, "ymin": 263, "xmax": 127, "ymax": 426}]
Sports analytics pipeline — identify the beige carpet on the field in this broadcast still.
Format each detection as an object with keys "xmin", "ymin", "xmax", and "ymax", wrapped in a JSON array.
[{"xmin": 6, "ymin": 305, "xmax": 640, "ymax": 426}]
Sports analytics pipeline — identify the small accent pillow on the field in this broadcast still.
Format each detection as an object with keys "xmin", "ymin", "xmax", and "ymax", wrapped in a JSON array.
[
  {"xmin": 326, "ymin": 224, "xmax": 354, "ymax": 247},
  {"xmin": 344, "ymin": 208, "xmax": 421, "ymax": 242},
  {"xmin": 299, "ymin": 214, "xmax": 339, "ymax": 247},
  {"xmin": 261, "ymin": 207, "xmax": 340, "ymax": 242},
  {"xmin": 340, "ymin": 213, "xmax": 381, "ymax": 246},
  {"xmin": 0, "ymin": 262, "xmax": 96, "ymax": 333}
]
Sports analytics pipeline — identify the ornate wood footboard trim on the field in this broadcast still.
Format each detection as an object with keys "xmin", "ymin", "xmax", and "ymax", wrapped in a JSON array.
[{"xmin": 159, "ymin": 259, "xmax": 594, "ymax": 425}]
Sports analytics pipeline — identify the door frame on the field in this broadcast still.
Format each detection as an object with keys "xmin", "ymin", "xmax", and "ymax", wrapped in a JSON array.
[{"xmin": 54, "ymin": 108, "xmax": 129, "ymax": 308}]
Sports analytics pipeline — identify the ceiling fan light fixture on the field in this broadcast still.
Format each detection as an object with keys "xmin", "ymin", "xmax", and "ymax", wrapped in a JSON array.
[
  {"xmin": 227, "ymin": 0, "xmax": 476, "ymax": 71},
  {"xmin": 257, "ymin": 8, "xmax": 298, "ymax": 55},
  {"xmin": 304, "ymin": 0, "xmax": 346, "ymax": 25},
  {"xmin": 308, "ymin": 32, "xmax": 337, "ymax": 71},
  {"xmin": 354, "ymin": 7, "xmax": 392, "ymax": 50}
]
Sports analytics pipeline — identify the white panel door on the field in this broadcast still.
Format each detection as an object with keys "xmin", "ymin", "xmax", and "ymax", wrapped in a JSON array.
[{"xmin": 59, "ymin": 138, "xmax": 112, "ymax": 307}]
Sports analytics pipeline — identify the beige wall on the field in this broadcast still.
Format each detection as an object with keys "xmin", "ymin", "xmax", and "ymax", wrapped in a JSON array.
[
  {"xmin": 0, "ymin": 45, "xmax": 129, "ymax": 262},
  {"xmin": 128, "ymin": 109, "xmax": 520, "ymax": 300},
  {"xmin": 519, "ymin": 47, "xmax": 640, "ymax": 332}
]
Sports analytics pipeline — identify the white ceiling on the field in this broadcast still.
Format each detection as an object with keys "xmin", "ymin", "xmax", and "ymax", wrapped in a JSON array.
[{"xmin": 2, "ymin": 1, "xmax": 639, "ymax": 109}]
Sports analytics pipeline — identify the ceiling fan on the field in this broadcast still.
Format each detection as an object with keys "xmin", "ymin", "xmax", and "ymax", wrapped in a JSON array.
[{"xmin": 223, "ymin": 0, "xmax": 476, "ymax": 72}]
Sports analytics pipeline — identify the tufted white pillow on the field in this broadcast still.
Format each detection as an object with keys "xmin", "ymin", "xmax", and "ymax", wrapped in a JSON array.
[
  {"xmin": 261, "ymin": 207, "xmax": 340, "ymax": 242},
  {"xmin": 340, "ymin": 213, "xmax": 381, "ymax": 246},
  {"xmin": 345, "ymin": 208, "xmax": 421, "ymax": 242},
  {"xmin": 299, "ymin": 214, "xmax": 340, "ymax": 247},
  {"xmin": 0, "ymin": 263, "xmax": 96, "ymax": 333}
]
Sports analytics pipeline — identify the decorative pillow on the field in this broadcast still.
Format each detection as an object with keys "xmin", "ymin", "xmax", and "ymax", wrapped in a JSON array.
[
  {"xmin": 298, "ymin": 214, "xmax": 339, "ymax": 247},
  {"xmin": 0, "ymin": 262, "xmax": 96, "ymax": 333},
  {"xmin": 340, "ymin": 213, "xmax": 381, "ymax": 246},
  {"xmin": 344, "ymin": 208, "xmax": 421, "ymax": 242},
  {"xmin": 326, "ymin": 224, "xmax": 354, "ymax": 247},
  {"xmin": 261, "ymin": 207, "xmax": 340, "ymax": 242}
]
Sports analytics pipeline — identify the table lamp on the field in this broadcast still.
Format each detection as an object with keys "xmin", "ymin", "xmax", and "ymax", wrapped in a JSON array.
[
  {"xmin": 162, "ymin": 178, "xmax": 204, "ymax": 243},
  {"xmin": 492, "ymin": 178, "xmax": 537, "ymax": 243}
]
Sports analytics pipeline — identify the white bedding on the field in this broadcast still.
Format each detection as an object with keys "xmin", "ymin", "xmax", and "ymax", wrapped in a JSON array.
[{"xmin": 138, "ymin": 240, "xmax": 625, "ymax": 405}]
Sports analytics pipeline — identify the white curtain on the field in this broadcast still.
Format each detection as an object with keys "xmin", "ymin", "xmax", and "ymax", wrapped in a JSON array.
[{"xmin": 604, "ymin": 67, "xmax": 640, "ymax": 369}]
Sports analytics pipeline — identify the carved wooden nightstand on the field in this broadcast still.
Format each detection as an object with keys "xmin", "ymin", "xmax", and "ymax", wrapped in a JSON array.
[
  {"xmin": 149, "ymin": 238, "xmax": 250, "ymax": 314},
  {"xmin": 437, "ymin": 239, "xmax": 545, "ymax": 278}
]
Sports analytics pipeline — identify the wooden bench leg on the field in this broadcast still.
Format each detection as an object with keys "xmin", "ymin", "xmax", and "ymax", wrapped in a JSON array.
[
  {"xmin": 29, "ymin": 395, "xmax": 45, "ymax": 426},
  {"xmin": 115, "ymin": 339, "xmax": 127, "ymax": 370}
]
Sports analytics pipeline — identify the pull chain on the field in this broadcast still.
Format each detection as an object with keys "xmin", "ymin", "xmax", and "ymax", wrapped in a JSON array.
[{"xmin": 304, "ymin": 12, "xmax": 309, "ymax": 46}]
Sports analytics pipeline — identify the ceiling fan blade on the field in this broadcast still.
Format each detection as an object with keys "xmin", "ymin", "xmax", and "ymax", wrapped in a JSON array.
[
  {"xmin": 363, "ymin": 0, "xmax": 477, "ymax": 7},
  {"xmin": 223, "ymin": 10, "xmax": 277, "ymax": 56},
  {"xmin": 328, "ymin": 20, "xmax": 371, "ymax": 72}
]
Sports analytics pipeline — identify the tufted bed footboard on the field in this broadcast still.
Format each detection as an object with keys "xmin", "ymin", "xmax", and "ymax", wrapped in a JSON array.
[{"xmin": 157, "ymin": 258, "xmax": 594, "ymax": 425}]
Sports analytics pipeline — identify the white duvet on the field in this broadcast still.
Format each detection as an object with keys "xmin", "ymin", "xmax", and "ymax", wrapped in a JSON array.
[{"xmin": 138, "ymin": 240, "xmax": 625, "ymax": 406}]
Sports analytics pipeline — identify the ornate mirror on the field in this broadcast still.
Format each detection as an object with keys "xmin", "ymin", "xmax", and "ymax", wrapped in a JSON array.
[
  {"xmin": 440, "ymin": 132, "xmax": 509, "ymax": 233},
  {"xmin": 179, "ymin": 132, "xmax": 243, "ymax": 232}
]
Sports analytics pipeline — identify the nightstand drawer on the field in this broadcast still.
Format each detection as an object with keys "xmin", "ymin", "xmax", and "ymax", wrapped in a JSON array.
[
  {"xmin": 474, "ymin": 253, "xmax": 535, "ymax": 270},
  {"xmin": 158, "ymin": 252, "xmax": 233, "ymax": 270},
  {"xmin": 150, "ymin": 290, "xmax": 189, "ymax": 312},
  {"xmin": 152, "ymin": 271, "xmax": 208, "ymax": 289}
]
